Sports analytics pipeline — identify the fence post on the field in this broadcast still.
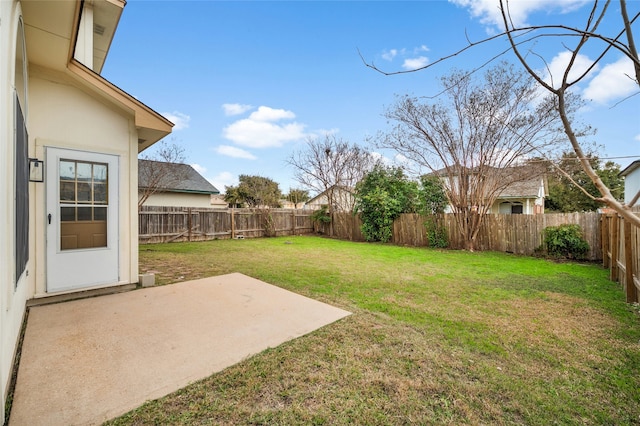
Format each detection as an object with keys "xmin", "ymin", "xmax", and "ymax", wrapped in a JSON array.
[
  {"xmin": 187, "ymin": 207, "xmax": 192, "ymax": 242},
  {"xmin": 601, "ymin": 214, "xmax": 610, "ymax": 269},
  {"xmin": 230, "ymin": 208, "xmax": 235, "ymax": 239},
  {"xmin": 292, "ymin": 209, "xmax": 296, "ymax": 236},
  {"xmin": 611, "ymin": 215, "xmax": 619, "ymax": 282},
  {"xmin": 624, "ymin": 219, "xmax": 637, "ymax": 302}
]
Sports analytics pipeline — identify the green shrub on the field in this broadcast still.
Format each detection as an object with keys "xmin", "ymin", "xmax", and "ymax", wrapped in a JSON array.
[
  {"xmin": 425, "ymin": 216, "xmax": 448, "ymax": 248},
  {"xmin": 311, "ymin": 205, "xmax": 331, "ymax": 224},
  {"xmin": 543, "ymin": 224, "xmax": 589, "ymax": 259}
]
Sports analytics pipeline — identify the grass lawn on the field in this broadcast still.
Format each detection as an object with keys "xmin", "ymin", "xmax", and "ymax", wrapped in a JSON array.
[{"xmin": 108, "ymin": 236, "xmax": 640, "ymax": 425}]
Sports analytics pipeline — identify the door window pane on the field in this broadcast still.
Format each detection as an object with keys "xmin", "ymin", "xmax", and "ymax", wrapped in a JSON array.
[
  {"xmin": 94, "ymin": 207, "xmax": 107, "ymax": 221},
  {"xmin": 94, "ymin": 183, "xmax": 107, "ymax": 203},
  {"xmin": 60, "ymin": 181, "xmax": 76, "ymax": 201},
  {"xmin": 77, "ymin": 207, "xmax": 92, "ymax": 221},
  {"xmin": 60, "ymin": 207, "xmax": 75, "ymax": 222},
  {"xmin": 59, "ymin": 161, "xmax": 75, "ymax": 180},
  {"xmin": 76, "ymin": 162, "xmax": 92, "ymax": 181},
  {"xmin": 93, "ymin": 164, "xmax": 107, "ymax": 182},
  {"xmin": 77, "ymin": 182, "xmax": 91, "ymax": 202}
]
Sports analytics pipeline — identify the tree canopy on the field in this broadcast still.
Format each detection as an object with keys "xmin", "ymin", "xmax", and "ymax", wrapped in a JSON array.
[
  {"xmin": 354, "ymin": 165, "xmax": 447, "ymax": 243},
  {"xmin": 224, "ymin": 175, "xmax": 282, "ymax": 208},
  {"xmin": 546, "ymin": 153, "xmax": 624, "ymax": 212}
]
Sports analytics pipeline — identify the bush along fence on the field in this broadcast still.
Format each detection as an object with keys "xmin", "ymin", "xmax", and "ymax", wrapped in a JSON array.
[
  {"xmin": 138, "ymin": 206, "xmax": 315, "ymax": 243},
  {"xmin": 601, "ymin": 209, "xmax": 640, "ymax": 303}
]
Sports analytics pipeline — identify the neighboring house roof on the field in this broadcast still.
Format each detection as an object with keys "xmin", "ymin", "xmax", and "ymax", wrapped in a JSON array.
[
  {"xmin": 499, "ymin": 175, "xmax": 548, "ymax": 198},
  {"xmin": 619, "ymin": 160, "xmax": 640, "ymax": 177},
  {"xmin": 139, "ymin": 160, "xmax": 220, "ymax": 194},
  {"xmin": 429, "ymin": 164, "xmax": 547, "ymax": 198}
]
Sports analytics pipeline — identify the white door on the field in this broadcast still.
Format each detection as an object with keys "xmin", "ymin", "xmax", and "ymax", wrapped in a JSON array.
[{"xmin": 46, "ymin": 147, "xmax": 119, "ymax": 292}]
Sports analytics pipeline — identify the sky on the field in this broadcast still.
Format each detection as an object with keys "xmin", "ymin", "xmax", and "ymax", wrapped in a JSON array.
[{"xmin": 102, "ymin": 0, "xmax": 640, "ymax": 195}]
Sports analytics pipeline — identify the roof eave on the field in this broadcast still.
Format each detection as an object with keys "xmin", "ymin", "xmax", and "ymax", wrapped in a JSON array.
[
  {"xmin": 619, "ymin": 160, "xmax": 640, "ymax": 177},
  {"xmin": 67, "ymin": 59, "xmax": 173, "ymax": 150}
]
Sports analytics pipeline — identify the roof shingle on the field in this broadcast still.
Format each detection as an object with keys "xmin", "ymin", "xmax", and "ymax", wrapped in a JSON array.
[{"xmin": 139, "ymin": 159, "xmax": 219, "ymax": 194}]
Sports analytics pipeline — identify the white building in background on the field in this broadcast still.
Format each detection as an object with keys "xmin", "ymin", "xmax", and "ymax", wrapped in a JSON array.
[{"xmin": 620, "ymin": 160, "xmax": 640, "ymax": 206}]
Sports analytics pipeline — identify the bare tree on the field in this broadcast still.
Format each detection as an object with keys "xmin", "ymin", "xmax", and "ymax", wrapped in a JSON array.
[
  {"xmin": 138, "ymin": 139, "xmax": 187, "ymax": 209},
  {"xmin": 381, "ymin": 63, "xmax": 568, "ymax": 250},
  {"xmin": 364, "ymin": 0, "xmax": 640, "ymax": 227},
  {"xmin": 498, "ymin": 0, "xmax": 640, "ymax": 227},
  {"xmin": 287, "ymin": 135, "xmax": 378, "ymax": 234}
]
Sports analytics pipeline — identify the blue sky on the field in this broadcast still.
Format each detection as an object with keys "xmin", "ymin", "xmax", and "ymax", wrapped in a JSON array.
[{"xmin": 102, "ymin": 0, "xmax": 640, "ymax": 195}]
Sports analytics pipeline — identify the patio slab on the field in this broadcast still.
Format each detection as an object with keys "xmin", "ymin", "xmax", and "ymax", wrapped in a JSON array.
[{"xmin": 8, "ymin": 273, "xmax": 350, "ymax": 425}]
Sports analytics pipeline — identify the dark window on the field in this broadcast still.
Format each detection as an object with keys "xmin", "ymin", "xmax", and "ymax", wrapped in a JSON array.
[
  {"xmin": 511, "ymin": 204, "xmax": 523, "ymax": 214},
  {"xmin": 15, "ymin": 96, "xmax": 29, "ymax": 285}
]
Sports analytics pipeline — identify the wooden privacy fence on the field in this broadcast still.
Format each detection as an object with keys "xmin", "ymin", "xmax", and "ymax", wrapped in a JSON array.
[
  {"xmin": 326, "ymin": 211, "xmax": 602, "ymax": 260},
  {"xmin": 140, "ymin": 207, "xmax": 602, "ymax": 260},
  {"xmin": 448, "ymin": 212, "xmax": 602, "ymax": 260},
  {"xmin": 139, "ymin": 206, "xmax": 315, "ymax": 243},
  {"xmin": 601, "ymin": 209, "xmax": 640, "ymax": 303}
]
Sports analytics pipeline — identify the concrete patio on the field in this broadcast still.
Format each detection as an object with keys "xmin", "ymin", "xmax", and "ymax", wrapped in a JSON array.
[{"xmin": 8, "ymin": 273, "xmax": 350, "ymax": 425}]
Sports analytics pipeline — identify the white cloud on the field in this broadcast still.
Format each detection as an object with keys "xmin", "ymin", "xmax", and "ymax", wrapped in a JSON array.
[
  {"xmin": 402, "ymin": 56, "xmax": 429, "ymax": 71},
  {"xmin": 583, "ymin": 57, "xmax": 638, "ymax": 104},
  {"xmin": 394, "ymin": 154, "xmax": 410, "ymax": 164},
  {"xmin": 223, "ymin": 106, "xmax": 307, "ymax": 148},
  {"xmin": 216, "ymin": 145, "xmax": 257, "ymax": 160},
  {"xmin": 162, "ymin": 111, "xmax": 190, "ymax": 130},
  {"xmin": 222, "ymin": 103, "xmax": 254, "ymax": 116},
  {"xmin": 449, "ymin": 0, "xmax": 589, "ymax": 28},
  {"xmin": 210, "ymin": 171, "xmax": 237, "ymax": 192},
  {"xmin": 635, "ymin": 134, "xmax": 640, "ymax": 142},
  {"xmin": 191, "ymin": 163, "xmax": 206, "ymax": 175},
  {"xmin": 370, "ymin": 151, "xmax": 397, "ymax": 166},
  {"xmin": 380, "ymin": 46, "xmax": 429, "ymax": 64},
  {"xmin": 544, "ymin": 51, "xmax": 597, "ymax": 89},
  {"xmin": 382, "ymin": 49, "xmax": 398, "ymax": 61},
  {"xmin": 248, "ymin": 106, "xmax": 296, "ymax": 122}
]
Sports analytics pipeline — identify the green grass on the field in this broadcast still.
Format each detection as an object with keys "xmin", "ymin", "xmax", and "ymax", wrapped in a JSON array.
[{"xmin": 107, "ymin": 236, "xmax": 640, "ymax": 425}]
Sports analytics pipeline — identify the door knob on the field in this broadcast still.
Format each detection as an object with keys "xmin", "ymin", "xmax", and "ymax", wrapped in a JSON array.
[{"xmin": 48, "ymin": 213, "xmax": 52, "ymax": 224}]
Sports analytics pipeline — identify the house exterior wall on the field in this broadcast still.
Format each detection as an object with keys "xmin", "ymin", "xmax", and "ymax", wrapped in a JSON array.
[
  {"xmin": 29, "ymin": 67, "xmax": 139, "ymax": 297},
  {"xmin": 490, "ymin": 198, "xmax": 538, "ymax": 215},
  {"xmin": 142, "ymin": 191, "xmax": 214, "ymax": 208},
  {"xmin": 304, "ymin": 193, "xmax": 329, "ymax": 210},
  {"xmin": 305, "ymin": 189, "xmax": 355, "ymax": 212},
  {"xmin": 1, "ymin": 1, "xmax": 168, "ymax": 420},
  {"xmin": 624, "ymin": 167, "xmax": 640, "ymax": 205},
  {"xmin": 443, "ymin": 197, "xmax": 541, "ymax": 215},
  {"xmin": 1, "ymin": 1, "xmax": 29, "ymax": 421}
]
